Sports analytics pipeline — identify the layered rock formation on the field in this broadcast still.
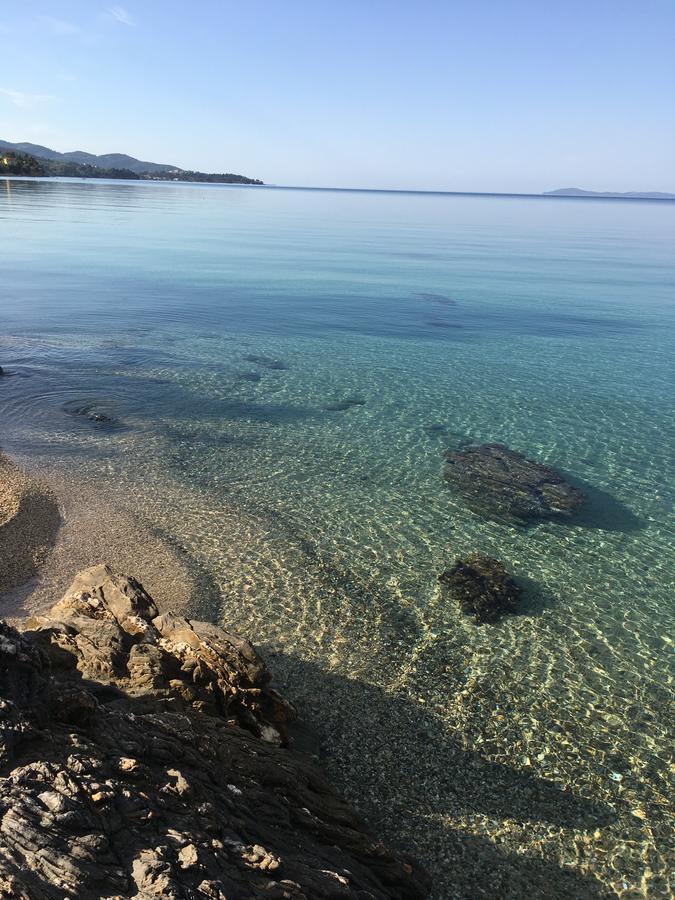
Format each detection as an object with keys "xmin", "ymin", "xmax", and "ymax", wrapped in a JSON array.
[
  {"xmin": 443, "ymin": 443, "xmax": 585, "ymax": 524},
  {"xmin": 0, "ymin": 566, "xmax": 428, "ymax": 899}
]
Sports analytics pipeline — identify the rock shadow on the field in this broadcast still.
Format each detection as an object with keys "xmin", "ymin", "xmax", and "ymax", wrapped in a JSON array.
[
  {"xmin": 512, "ymin": 574, "xmax": 559, "ymax": 617},
  {"xmin": 272, "ymin": 652, "xmax": 614, "ymax": 900},
  {"xmin": 562, "ymin": 476, "xmax": 643, "ymax": 534}
]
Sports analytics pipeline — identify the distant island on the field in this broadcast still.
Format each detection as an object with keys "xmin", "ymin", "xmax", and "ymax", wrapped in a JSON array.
[
  {"xmin": 545, "ymin": 187, "xmax": 675, "ymax": 200},
  {"xmin": 0, "ymin": 139, "xmax": 263, "ymax": 185}
]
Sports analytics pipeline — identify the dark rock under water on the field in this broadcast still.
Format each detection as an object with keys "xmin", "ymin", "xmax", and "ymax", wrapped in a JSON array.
[
  {"xmin": 237, "ymin": 370, "xmax": 262, "ymax": 382},
  {"xmin": 324, "ymin": 397, "xmax": 367, "ymax": 412},
  {"xmin": 64, "ymin": 402, "xmax": 118, "ymax": 426},
  {"xmin": 443, "ymin": 442, "xmax": 585, "ymax": 523},
  {"xmin": 243, "ymin": 354, "xmax": 288, "ymax": 371},
  {"xmin": 439, "ymin": 554, "xmax": 522, "ymax": 623},
  {"xmin": 423, "ymin": 423, "xmax": 448, "ymax": 436}
]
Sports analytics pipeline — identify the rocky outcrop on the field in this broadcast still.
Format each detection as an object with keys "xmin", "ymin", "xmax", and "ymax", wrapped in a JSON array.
[
  {"xmin": 443, "ymin": 443, "xmax": 585, "ymax": 524},
  {"xmin": 439, "ymin": 554, "xmax": 522, "ymax": 623},
  {"xmin": 0, "ymin": 566, "xmax": 428, "ymax": 899}
]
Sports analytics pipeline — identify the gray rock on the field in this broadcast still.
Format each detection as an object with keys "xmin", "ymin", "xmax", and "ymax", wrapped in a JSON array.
[{"xmin": 443, "ymin": 442, "xmax": 585, "ymax": 523}]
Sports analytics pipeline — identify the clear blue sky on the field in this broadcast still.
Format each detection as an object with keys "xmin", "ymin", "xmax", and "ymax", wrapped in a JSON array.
[{"xmin": 1, "ymin": 1, "xmax": 674, "ymax": 192}]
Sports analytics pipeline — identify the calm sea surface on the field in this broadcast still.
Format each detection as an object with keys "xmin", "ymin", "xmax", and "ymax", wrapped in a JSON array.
[{"xmin": 1, "ymin": 178, "xmax": 674, "ymax": 898}]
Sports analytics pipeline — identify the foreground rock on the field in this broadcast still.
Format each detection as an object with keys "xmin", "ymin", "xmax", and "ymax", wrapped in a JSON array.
[
  {"xmin": 439, "ymin": 554, "xmax": 522, "ymax": 623},
  {"xmin": 0, "ymin": 565, "xmax": 428, "ymax": 899},
  {"xmin": 443, "ymin": 443, "xmax": 585, "ymax": 523}
]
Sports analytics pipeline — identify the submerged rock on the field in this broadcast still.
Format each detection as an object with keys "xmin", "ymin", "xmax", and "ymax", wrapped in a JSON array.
[
  {"xmin": 439, "ymin": 554, "xmax": 522, "ymax": 623},
  {"xmin": 325, "ymin": 397, "xmax": 366, "ymax": 412},
  {"xmin": 243, "ymin": 354, "xmax": 288, "ymax": 371},
  {"xmin": 424, "ymin": 423, "xmax": 448, "ymax": 436},
  {"xmin": 443, "ymin": 442, "xmax": 585, "ymax": 523},
  {"xmin": 65, "ymin": 403, "xmax": 117, "ymax": 426},
  {"xmin": 0, "ymin": 565, "xmax": 428, "ymax": 898}
]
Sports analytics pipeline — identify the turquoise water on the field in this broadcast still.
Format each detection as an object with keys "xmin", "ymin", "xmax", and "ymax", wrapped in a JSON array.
[{"xmin": 1, "ymin": 178, "xmax": 674, "ymax": 898}]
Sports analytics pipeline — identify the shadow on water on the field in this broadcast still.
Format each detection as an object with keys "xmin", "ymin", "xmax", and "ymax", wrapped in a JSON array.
[
  {"xmin": 570, "ymin": 480, "xmax": 643, "ymax": 534},
  {"xmin": 143, "ymin": 522, "xmax": 225, "ymax": 622},
  {"xmin": 513, "ymin": 575, "xmax": 559, "ymax": 617},
  {"xmin": 272, "ymin": 653, "xmax": 614, "ymax": 900}
]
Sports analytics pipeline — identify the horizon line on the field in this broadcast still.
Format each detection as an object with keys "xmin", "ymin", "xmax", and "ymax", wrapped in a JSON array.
[{"xmin": 4, "ymin": 175, "xmax": 675, "ymax": 202}]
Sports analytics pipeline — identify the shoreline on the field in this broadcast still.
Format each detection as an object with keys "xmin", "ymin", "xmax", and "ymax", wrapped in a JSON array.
[
  {"xmin": 0, "ymin": 451, "xmax": 61, "ymax": 605},
  {"xmin": 0, "ymin": 450, "xmax": 618, "ymax": 900},
  {"xmin": 0, "ymin": 451, "xmax": 430, "ymax": 897},
  {"xmin": 4, "ymin": 175, "xmax": 674, "ymax": 202},
  {"xmin": 1, "ymin": 446, "xmax": 671, "ymax": 898},
  {"xmin": 0, "ymin": 451, "xmax": 205, "ymax": 620}
]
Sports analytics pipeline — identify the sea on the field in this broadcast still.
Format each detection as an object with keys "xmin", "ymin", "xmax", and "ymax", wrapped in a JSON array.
[{"xmin": 1, "ymin": 177, "xmax": 673, "ymax": 898}]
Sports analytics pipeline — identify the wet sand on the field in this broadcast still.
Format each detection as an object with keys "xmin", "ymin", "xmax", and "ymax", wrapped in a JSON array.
[
  {"xmin": 0, "ymin": 451, "xmax": 61, "ymax": 602},
  {"xmin": 0, "ymin": 452, "xmax": 199, "ymax": 620}
]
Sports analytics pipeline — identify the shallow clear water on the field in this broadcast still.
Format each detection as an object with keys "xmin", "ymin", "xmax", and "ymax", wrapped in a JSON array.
[{"xmin": 1, "ymin": 178, "xmax": 674, "ymax": 898}]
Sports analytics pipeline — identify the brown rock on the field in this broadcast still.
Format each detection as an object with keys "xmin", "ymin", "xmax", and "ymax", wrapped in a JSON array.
[{"xmin": 0, "ymin": 567, "xmax": 429, "ymax": 899}]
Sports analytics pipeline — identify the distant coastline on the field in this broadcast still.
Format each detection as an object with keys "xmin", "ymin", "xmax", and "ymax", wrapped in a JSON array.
[
  {"xmin": 0, "ymin": 140, "xmax": 263, "ymax": 185},
  {"xmin": 2, "ymin": 140, "xmax": 674, "ymax": 198},
  {"xmin": 4, "ymin": 173, "xmax": 675, "ymax": 201},
  {"xmin": 544, "ymin": 187, "xmax": 675, "ymax": 200}
]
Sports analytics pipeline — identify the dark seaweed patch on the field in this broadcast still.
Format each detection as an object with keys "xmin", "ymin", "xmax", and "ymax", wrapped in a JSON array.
[
  {"xmin": 324, "ymin": 397, "xmax": 367, "ymax": 412},
  {"xmin": 243, "ymin": 355, "xmax": 288, "ymax": 371}
]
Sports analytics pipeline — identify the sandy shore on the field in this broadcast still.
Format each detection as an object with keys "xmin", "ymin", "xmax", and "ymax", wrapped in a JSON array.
[
  {"xmin": 0, "ymin": 452, "xmax": 61, "ymax": 600},
  {"xmin": 0, "ymin": 452, "xmax": 200, "ymax": 620}
]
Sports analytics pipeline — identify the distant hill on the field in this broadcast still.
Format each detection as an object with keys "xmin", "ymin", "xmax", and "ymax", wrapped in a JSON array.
[
  {"xmin": 0, "ymin": 140, "xmax": 176, "ymax": 174},
  {"xmin": 1, "ymin": 150, "xmax": 141, "ymax": 180},
  {"xmin": 0, "ymin": 139, "xmax": 263, "ymax": 184},
  {"xmin": 545, "ymin": 187, "xmax": 675, "ymax": 200}
]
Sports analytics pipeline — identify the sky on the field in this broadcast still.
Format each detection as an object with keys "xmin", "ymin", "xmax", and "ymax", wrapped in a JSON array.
[{"xmin": 1, "ymin": 1, "xmax": 674, "ymax": 192}]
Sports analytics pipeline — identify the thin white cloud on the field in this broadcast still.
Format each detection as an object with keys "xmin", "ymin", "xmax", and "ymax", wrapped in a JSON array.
[
  {"xmin": 0, "ymin": 88, "xmax": 53, "ymax": 110},
  {"xmin": 37, "ymin": 15, "xmax": 81, "ymax": 35},
  {"xmin": 107, "ymin": 6, "xmax": 135, "ymax": 26}
]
